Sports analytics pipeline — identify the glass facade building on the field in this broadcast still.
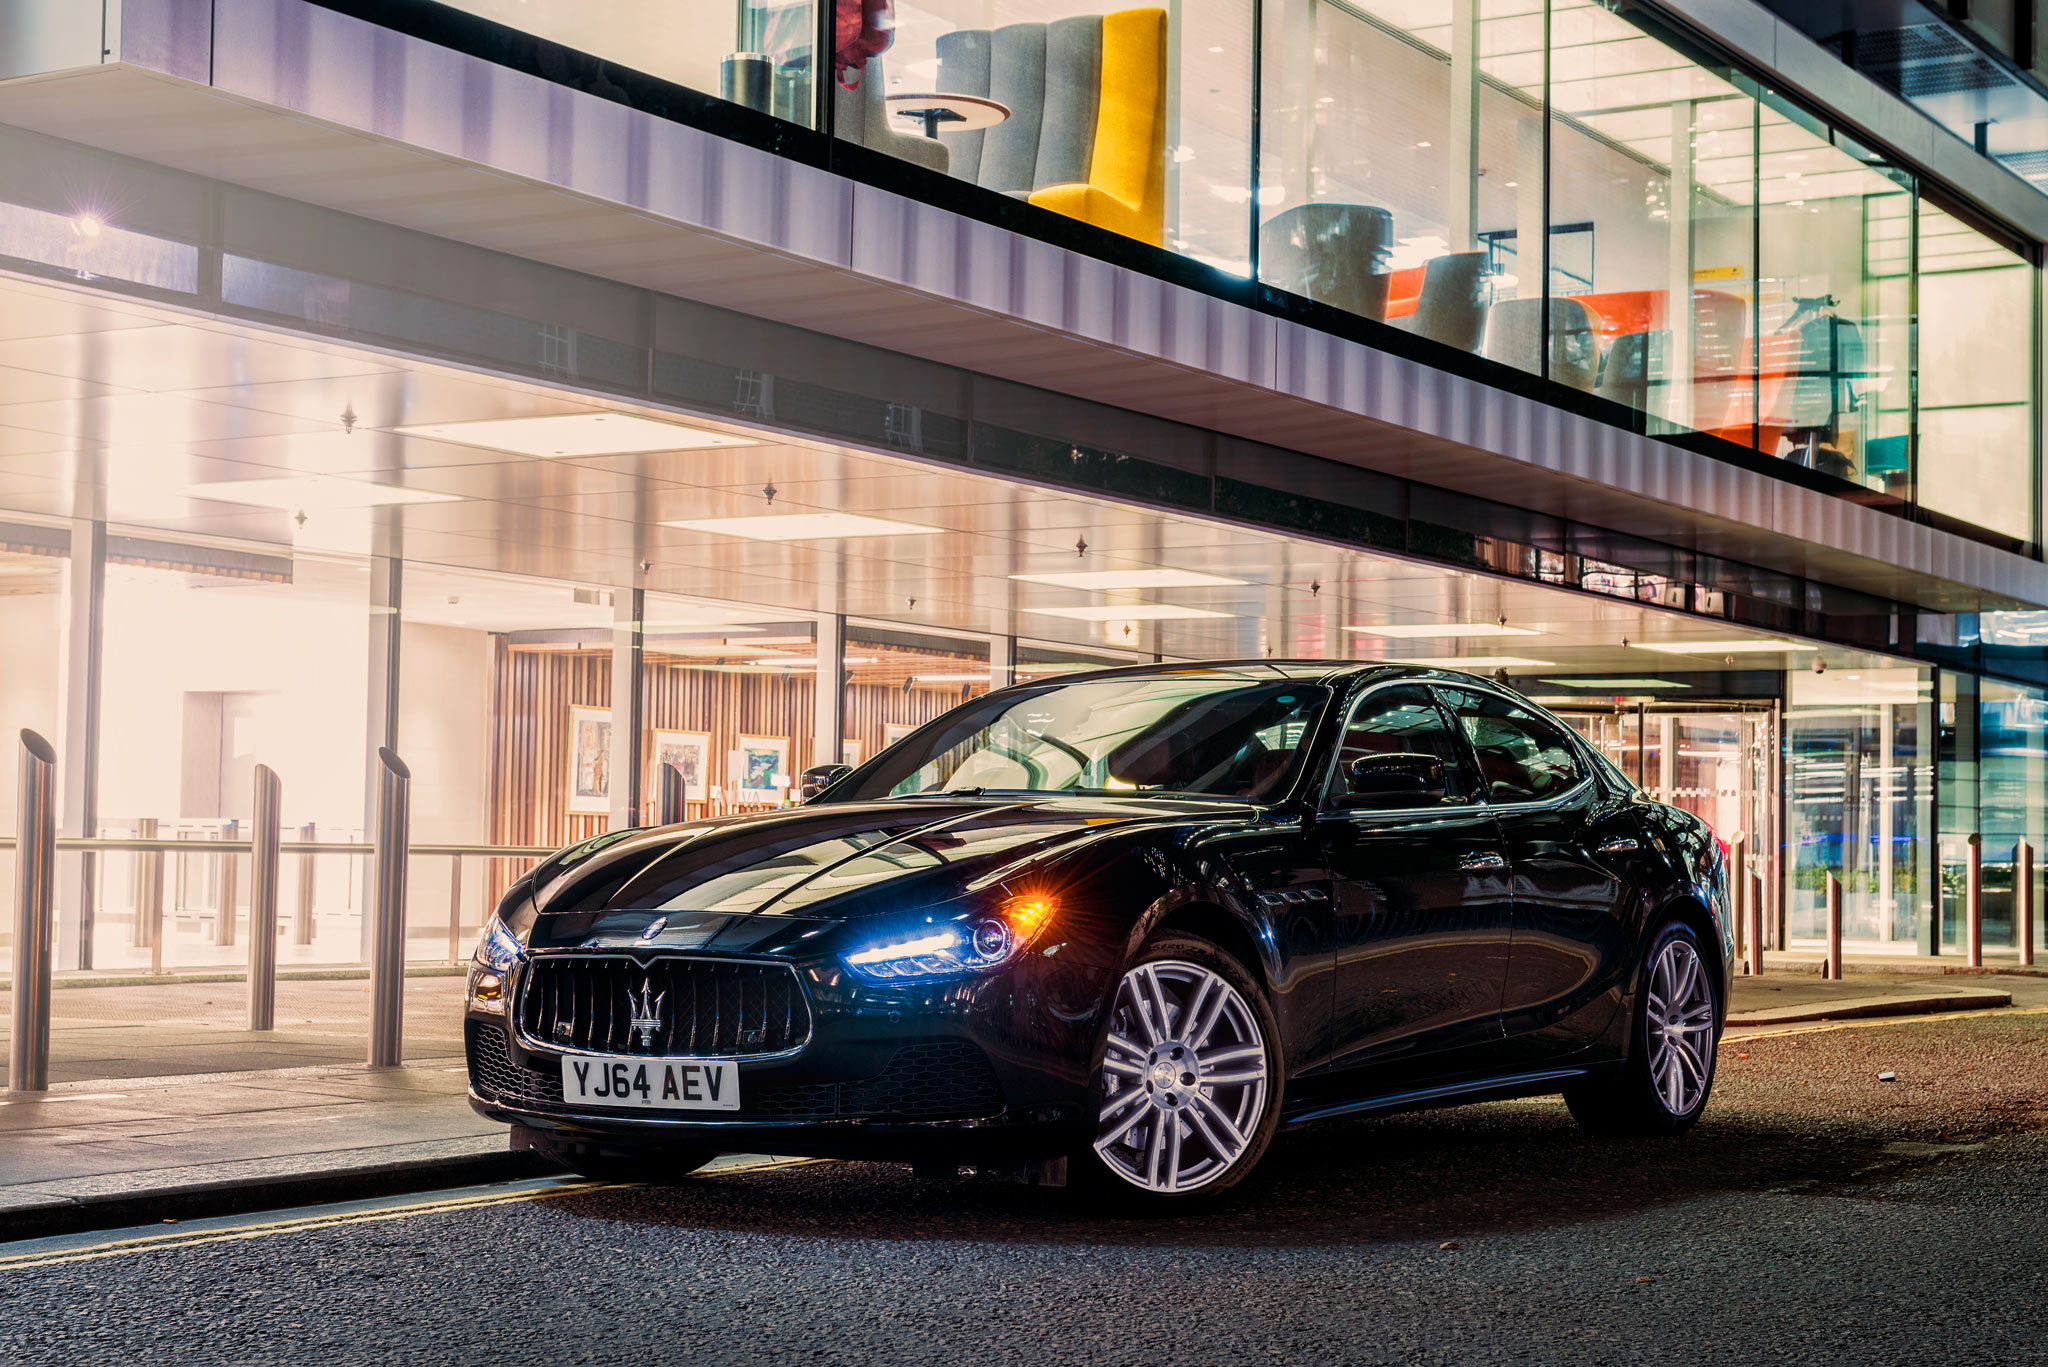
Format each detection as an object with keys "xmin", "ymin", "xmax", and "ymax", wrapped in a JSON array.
[{"xmin": 1, "ymin": 0, "xmax": 2047, "ymax": 1027}]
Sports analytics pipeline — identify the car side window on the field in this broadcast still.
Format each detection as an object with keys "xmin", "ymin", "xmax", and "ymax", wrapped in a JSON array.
[
  {"xmin": 1322, "ymin": 685, "xmax": 1475, "ymax": 808},
  {"xmin": 1437, "ymin": 688, "xmax": 1583, "ymax": 803}
]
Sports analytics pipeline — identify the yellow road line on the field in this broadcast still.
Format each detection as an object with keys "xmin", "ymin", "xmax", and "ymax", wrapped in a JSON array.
[
  {"xmin": 1726, "ymin": 1002, "xmax": 2048, "ymax": 1043},
  {"xmin": 0, "ymin": 1156, "xmax": 818, "ymax": 1270}
]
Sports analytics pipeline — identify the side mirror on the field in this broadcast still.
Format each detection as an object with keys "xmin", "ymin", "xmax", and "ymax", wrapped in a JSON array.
[
  {"xmin": 796, "ymin": 763, "xmax": 853, "ymax": 803},
  {"xmin": 1338, "ymin": 752, "xmax": 1447, "ymax": 809}
]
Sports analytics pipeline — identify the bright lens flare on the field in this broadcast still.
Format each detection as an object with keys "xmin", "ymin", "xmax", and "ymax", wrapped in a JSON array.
[
  {"xmin": 845, "ymin": 930, "xmax": 961, "ymax": 966},
  {"xmin": 1007, "ymin": 895, "xmax": 1055, "ymax": 932}
]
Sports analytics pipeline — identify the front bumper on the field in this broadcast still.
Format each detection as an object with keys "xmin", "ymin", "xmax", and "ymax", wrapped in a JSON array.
[{"xmin": 463, "ymin": 941, "xmax": 1110, "ymax": 1161}]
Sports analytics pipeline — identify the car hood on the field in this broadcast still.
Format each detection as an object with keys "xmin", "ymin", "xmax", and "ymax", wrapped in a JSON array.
[{"xmin": 518, "ymin": 795, "xmax": 1248, "ymax": 951}]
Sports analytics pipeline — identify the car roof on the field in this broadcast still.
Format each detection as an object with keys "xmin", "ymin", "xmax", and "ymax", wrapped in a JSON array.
[{"xmin": 1028, "ymin": 659, "xmax": 1514, "ymax": 688}]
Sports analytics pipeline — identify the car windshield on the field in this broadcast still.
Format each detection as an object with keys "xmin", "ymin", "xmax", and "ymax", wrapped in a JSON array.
[{"xmin": 827, "ymin": 675, "xmax": 1331, "ymax": 802}]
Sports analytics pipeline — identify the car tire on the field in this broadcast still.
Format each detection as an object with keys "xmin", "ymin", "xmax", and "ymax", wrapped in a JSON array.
[
  {"xmin": 532, "ymin": 1139, "xmax": 720, "ymax": 1184},
  {"xmin": 1071, "ymin": 933, "xmax": 1283, "ymax": 1210},
  {"xmin": 1565, "ymin": 918, "xmax": 1721, "ymax": 1137}
]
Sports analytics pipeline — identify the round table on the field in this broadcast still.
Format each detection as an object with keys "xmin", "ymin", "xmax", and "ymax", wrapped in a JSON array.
[{"xmin": 883, "ymin": 92, "xmax": 1011, "ymax": 140}]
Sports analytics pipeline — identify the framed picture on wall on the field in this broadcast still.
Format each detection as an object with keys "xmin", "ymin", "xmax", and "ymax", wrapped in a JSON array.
[
  {"xmin": 735, "ymin": 735, "xmax": 790, "ymax": 803},
  {"xmin": 566, "ymin": 705, "xmax": 612, "ymax": 815},
  {"xmin": 841, "ymin": 739, "xmax": 862, "ymax": 769},
  {"xmin": 651, "ymin": 729, "xmax": 711, "ymax": 803},
  {"xmin": 883, "ymin": 722, "xmax": 916, "ymax": 750}
]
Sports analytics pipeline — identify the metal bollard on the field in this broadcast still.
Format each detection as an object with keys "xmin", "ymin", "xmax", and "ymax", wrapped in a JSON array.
[
  {"xmin": 446, "ymin": 855, "xmax": 464, "ymax": 965},
  {"xmin": 367, "ymin": 747, "xmax": 410, "ymax": 1069},
  {"xmin": 214, "ymin": 819, "xmax": 239, "ymax": 947},
  {"xmin": 2019, "ymin": 841, "xmax": 2036, "ymax": 968},
  {"xmin": 10, "ymin": 730, "xmax": 57, "ymax": 1092},
  {"xmin": 1729, "ymin": 834, "xmax": 1747, "ymax": 972},
  {"xmin": 1747, "ymin": 871, "xmax": 1765, "ymax": 978},
  {"xmin": 247, "ymin": 765, "xmax": 282, "ymax": 1031},
  {"xmin": 1966, "ymin": 833, "xmax": 1983, "ymax": 969},
  {"xmin": 132, "ymin": 816, "xmax": 160, "ymax": 950},
  {"xmin": 1824, "ymin": 872, "xmax": 1843, "ymax": 981},
  {"xmin": 294, "ymin": 821, "xmax": 317, "ymax": 946},
  {"xmin": 658, "ymin": 761, "xmax": 687, "ymax": 827}
]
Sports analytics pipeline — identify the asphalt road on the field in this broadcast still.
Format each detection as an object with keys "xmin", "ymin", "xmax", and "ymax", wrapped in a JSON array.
[{"xmin": 5, "ymin": 1009, "xmax": 2047, "ymax": 1366}]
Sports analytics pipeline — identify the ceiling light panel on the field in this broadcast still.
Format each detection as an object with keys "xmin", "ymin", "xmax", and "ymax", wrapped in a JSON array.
[
  {"xmin": 1631, "ymin": 638, "xmax": 1810, "ymax": 655},
  {"xmin": 662, "ymin": 513, "xmax": 942, "ymax": 540},
  {"xmin": 185, "ymin": 475, "xmax": 459, "ymax": 509},
  {"xmin": 1347, "ymin": 623, "xmax": 1538, "ymax": 639},
  {"xmin": 1384, "ymin": 655, "xmax": 1557, "ymax": 669},
  {"xmin": 1025, "ymin": 604, "xmax": 1231, "ymax": 622},
  {"xmin": 1540, "ymin": 677, "xmax": 1692, "ymax": 690},
  {"xmin": 1010, "ymin": 569, "xmax": 1247, "ymax": 590},
  {"xmin": 394, "ymin": 413, "xmax": 754, "ymax": 456}
]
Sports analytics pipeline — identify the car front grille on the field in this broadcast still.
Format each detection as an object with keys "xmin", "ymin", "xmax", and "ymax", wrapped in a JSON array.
[
  {"xmin": 516, "ymin": 955, "xmax": 812, "ymax": 1058},
  {"xmin": 466, "ymin": 1022, "xmax": 1003, "ymax": 1122}
]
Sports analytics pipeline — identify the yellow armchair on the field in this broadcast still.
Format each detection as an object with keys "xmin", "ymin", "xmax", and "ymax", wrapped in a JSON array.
[{"xmin": 1027, "ymin": 8, "xmax": 1168, "ymax": 247}]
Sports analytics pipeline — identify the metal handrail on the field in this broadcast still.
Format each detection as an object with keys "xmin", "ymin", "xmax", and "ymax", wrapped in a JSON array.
[{"xmin": 0, "ymin": 836, "xmax": 558, "ymax": 857}]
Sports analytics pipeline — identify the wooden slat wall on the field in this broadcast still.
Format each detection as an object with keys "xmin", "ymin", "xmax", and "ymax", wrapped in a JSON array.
[
  {"xmin": 844, "ymin": 681, "xmax": 976, "ymax": 762},
  {"xmin": 486, "ymin": 640, "xmax": 991, "ymax": 901},
  {"xmin": 489, "ymin": 643, "xmax": 612, "ymax": 855},
  {"xmin": 643, "ymin": 657, "xmax": 815, "ymax": 820}
]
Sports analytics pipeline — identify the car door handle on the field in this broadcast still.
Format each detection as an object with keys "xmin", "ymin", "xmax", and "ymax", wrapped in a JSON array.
[
  {"xmin": 1459, "ymin": 851, "xmax": 1508, "ymax": 871},
  {"xmin": 1595, "ymin": 837, "xmax": 1640, "ymax": 855}
]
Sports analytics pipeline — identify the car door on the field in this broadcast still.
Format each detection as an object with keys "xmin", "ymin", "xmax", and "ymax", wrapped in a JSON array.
[
  {"xmin": 1436, "ymin": 687, "xmax": 1635, "ymax": 1064},
  {"xmin": 1318, "ymin": 684, "xmax": 1514, "ymax": 1080}
]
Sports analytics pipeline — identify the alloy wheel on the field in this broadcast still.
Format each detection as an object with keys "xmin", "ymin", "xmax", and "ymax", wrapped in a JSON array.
[
  {"xmin": 1093, "ymin": 959, "xmax": 1270, "ymax": 1193},
  {"xmin": 1645, "ymin": 937, "xmax": 1716, "ymax": 1116}
]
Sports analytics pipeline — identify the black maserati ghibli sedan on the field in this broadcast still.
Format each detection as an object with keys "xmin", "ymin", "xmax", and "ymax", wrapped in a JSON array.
[{"xmin": 465, "ymin": 663, "xmax": 1730, "ymax": 1207}]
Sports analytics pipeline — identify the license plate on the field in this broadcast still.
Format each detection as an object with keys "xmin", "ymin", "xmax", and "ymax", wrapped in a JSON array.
[{"xmin": 559, "ymin": 1055, "xmax": 740, "ymax": 1111}]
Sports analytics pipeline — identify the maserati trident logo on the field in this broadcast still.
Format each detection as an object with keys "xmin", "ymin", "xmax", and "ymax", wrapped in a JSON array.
[{"xmin": 628, "ymin": 977, "xmax": 665, "ymax": 1050}]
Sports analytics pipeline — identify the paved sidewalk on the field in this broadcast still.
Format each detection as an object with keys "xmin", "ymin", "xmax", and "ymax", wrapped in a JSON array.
[
  {"xmin": 0, "ymin": 973, "xmax": 468, "ymax": 1086},
  {"xmin": 1, "ymin": 967, "xmax": 2038, "ymax": 1242}
]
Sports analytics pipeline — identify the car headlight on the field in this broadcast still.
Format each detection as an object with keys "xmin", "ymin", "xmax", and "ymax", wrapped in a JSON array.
[
  {"xmin": 467, "ymin": 912, "xmax": 526, "ymax": 1013},
  {"xmin": 842, "ymin": 893, "xmax": 1056, "ymax": 983}
]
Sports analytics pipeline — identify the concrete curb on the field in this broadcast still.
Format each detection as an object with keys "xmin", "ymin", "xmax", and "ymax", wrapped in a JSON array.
[
  {"xmin": 1727, "ymin": 989, "xmax": 2013, "ymax": 1028},
  {"xmin": 1757, "ymin": 960, "xmax": 2048, "ymax": 979},
  {"xmin": 0, "ymin": 1148, "xmax": 555, "ymax": 1245}
]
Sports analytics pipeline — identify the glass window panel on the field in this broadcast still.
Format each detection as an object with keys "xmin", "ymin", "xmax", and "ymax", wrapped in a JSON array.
[
  {"xmin": 1016, "ymin": 641, "xmax": 1146, "ymax": 683},
  {"xmin": 94, "ymin": 548, "xmax": 371, "ymax": 971},
  {"xmin": 838, "ymin": 0, "xmax": 1249, "ymax": 269},
  {"xmin": 1976, "ymin": 680, "xmax": 2048, "ymax": 954},
  {"xmin": 844, "ymin": 626, "xmax": 992, "ymax": 767},
  {"xmin": 0, "ymin": 536, "xmax": 65, "ymax": 982},
  {"xmin": 438, "ymin": 1, "xmax": 819, "ymax": 126},
  {"xmin": 1915, "ymin": 202, "xmax": 2035, "ymax": 542},
  {"xmin": 1548, "ymin": 3, "xmax": 1757, "ymax": 435},
  {"xmin": 1257, "ymin": 0, "xmax": 1546, "ymax": 369},
  {"xmin": 1757, "ymin": 108, "xmax": 1911, "ymax": 494},
  {"xmin": 642, "ymin": 594, "xmax": 817, "ymax": 815},
  {"xmin": 1787, "ymin": 667, "xmax": 1931, "ymax": 950}
]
